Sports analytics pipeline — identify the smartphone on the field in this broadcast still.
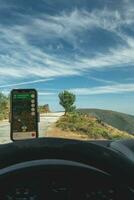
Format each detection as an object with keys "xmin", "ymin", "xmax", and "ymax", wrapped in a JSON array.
[{"xmin": 10, "ymin": 89, "xmax": 39, "ymax": 141}]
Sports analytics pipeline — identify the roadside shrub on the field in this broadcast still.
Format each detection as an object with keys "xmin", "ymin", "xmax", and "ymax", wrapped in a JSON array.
[{"xmin": 56, "ymin": 112, "xmax": 134, "ymax": 140}]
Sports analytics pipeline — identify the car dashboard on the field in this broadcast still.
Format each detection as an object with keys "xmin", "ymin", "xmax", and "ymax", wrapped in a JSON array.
[{"xmin": 0, "ymin": 138, "xmax": 133, "ymax": 200}]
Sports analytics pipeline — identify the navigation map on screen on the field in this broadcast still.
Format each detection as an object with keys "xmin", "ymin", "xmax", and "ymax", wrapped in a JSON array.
[{"xmin": 11, "ymin": 89, "xmax": 38, "ymax": 140}]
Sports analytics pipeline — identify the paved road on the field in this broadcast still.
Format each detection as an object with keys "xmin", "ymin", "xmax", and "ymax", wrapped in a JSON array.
[{"xmin": 0, "ymin": 112, "xmax": 63, "ymax": 144}]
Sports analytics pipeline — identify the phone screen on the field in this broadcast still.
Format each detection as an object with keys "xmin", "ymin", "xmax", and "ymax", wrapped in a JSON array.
[{"xmin": 10, "ymin": 89, "xmax": 38, "ymax": 140}]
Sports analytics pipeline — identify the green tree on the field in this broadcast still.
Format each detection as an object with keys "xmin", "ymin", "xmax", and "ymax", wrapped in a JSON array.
[
  {"xmin": 58, "ymin": 90, "xmax": 76, "ymax": 115},
  {"xmin": 0, "ymin": 92, "xmax": 9, "ymax": 120}
]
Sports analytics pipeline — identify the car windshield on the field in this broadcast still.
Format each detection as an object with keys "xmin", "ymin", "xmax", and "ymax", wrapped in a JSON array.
[{"xmin": 0, "ymin": 0, "xmax": 134, "ymax": 143}]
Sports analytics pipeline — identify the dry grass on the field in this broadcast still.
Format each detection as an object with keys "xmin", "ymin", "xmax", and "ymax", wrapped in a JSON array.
[
  {"xmin": 55, "ymin": 113, "xmax": 134, "ymax": 140},
  {"xmin": 45, "ymin": 125, "xmax": 90, "ymax": 140}
]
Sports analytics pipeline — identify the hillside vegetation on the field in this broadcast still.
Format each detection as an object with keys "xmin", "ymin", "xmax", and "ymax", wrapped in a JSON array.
[
  {"xmin": 0, "ymin": 92, "xmax": 9, "ymax": 120},
  {"xmin": 56, "ymin": 112, "xmax": 134, "ymax": 140},
  {"xmin": 77, "ymin": 108, "xmax": 134, "ymax": 135}
]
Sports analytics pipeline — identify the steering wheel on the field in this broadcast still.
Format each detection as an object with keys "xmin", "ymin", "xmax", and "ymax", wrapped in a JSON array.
[{"xmin": 0, "ymin": 138, "xmax": 133, "ymax": 199}]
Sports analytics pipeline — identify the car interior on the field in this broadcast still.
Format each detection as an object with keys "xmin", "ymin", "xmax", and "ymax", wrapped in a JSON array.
[{"xmin": 0, "ymin": 138, "xmax": 133, "ymax": 199}]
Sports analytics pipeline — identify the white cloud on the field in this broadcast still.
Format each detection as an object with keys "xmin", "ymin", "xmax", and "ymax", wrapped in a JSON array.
[
  {"xmin": 38, "ymin": 92, "xmax": 56, "ymax": 96},
  {"xmin": 0, "ymin": 4, "xmax": 134, "ymax": 85},
  {"xmin": 0, "ymin": 25, "xmax": 81, "ymax": 79},
  {"xmin": 87, "ymin": 76, "xmax": 117, "ymax": 84},
  {"xmin": 30, "ymin": 6, "xmax": 133, "ymax": 39},
  {"xmin": 69, "ymin": 83, "xmax": 134, "ymax": 95},
  {"xmin": 79, "ymin": 43, "xmax": 134, "ymax": 69},
  {"xmin": 0, "ymin": 78, "xmax": 52, "ymax": 88}
]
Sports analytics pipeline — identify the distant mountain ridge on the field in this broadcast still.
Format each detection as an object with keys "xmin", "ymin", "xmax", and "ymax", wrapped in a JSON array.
[{"xmin": 77, "ymin": 108, "xmax": 134, "ymax": 135}]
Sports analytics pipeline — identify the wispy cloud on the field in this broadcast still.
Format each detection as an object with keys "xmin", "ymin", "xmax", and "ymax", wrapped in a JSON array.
[
  {"xmin": 1, "ymin": 90, "xmax": 56, "ymax": 96},
  {"xmin": 0, "ymin": 2, "xmax": 134, "ymax": 85},
  {"xmin": 69, "ymin": 83, "xmax": 134, "ymax": 95},
  {"xmin": 87, "ymin": 76, "xmax": 117, "ymax": 84},
  {"xmin": 38, "ymin": 92, "xmax": 56, "ymax": 96},
  {"xmin": 0, "ymin": 78, "xmax": 52, "ymax": 88},
  {"xmin": 0, "ymin": 24, "xmax": 81, "ymax": 80}
]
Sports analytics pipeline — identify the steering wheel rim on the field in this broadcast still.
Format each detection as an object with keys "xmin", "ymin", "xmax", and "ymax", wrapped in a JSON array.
[{"xmin": 0, "ymin": 138, "xmax": 133, "ymax": 185}]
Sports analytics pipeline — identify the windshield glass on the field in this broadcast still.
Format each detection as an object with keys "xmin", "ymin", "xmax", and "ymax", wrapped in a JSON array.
[{"xmin": 0, "ymin": 0, "xmax": 134, "ymax": 143}]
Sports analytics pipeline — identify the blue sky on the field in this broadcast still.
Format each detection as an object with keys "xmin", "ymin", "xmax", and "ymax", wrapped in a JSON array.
[{"xmin": 0, "ymin": 0, "xmax": 134, "ymax": 114}]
